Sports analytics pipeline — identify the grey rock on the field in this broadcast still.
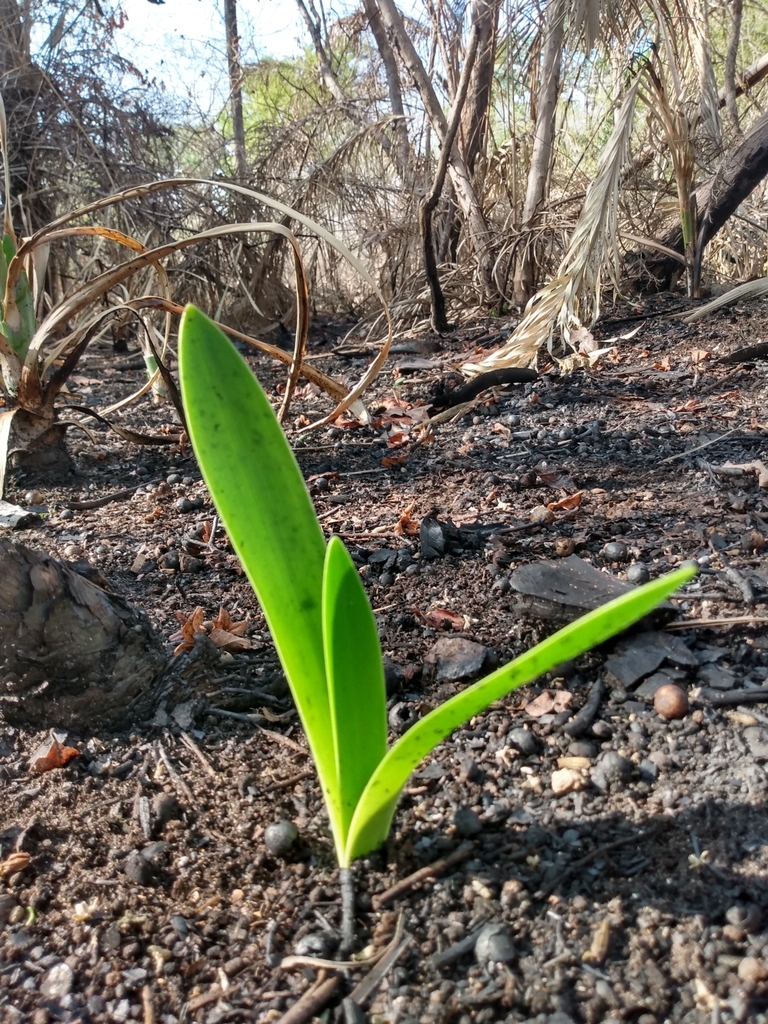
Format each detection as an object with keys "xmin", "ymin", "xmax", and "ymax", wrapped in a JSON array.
[
  {"xmin": 639, "ymin": 758, "xmax": 659, "ymax": 781},
  {"xmin": 40, "ymin": 962, "xmax": 74, "ymax": 1000},
  {"xmin": 454, "ymin": 807, "xmax": 483, "ymax": 837},
  {"xmin": 175, "ymin": 497, "xmax": 194, "ymax": 513},
  {"xmin": 567, "ymin": 739, "xmax": 597, "ymax": 758},
  {"xmin": 698, "ymin": 664, "xmax": 736, "ymax": 690},
  {"xmin": 152, "ymin": 793, "xmax": 183, "ymax": 829},
  {"xmin": 598, "ymin": 751, "xmax": 633, "ymax": 782},
  {"xmin": 294, "ymin": 932, "xmax": 337, "ymax": 958},
  {"xmin": 124, "ymin": 850, "xmax": 154, "ymax": 886},
  {"xmin": 626, "ymin": 563, "xmax": 650, "ymax": 585},
  {"xmin": 264, "ymin": 820, "xmax": 298, "ymax": 857},
  {"xmin": 424, "ymin": 637, "xmax": 487, "ymax": 683},
  {"xmin": 744, "ymin": 727, "xmax": 768, "ymax": 759},
  {"xmin": 475, "ymin": 922, "xmax": 515, "ymax": 963},
  {"xmin": 602, "ymin": 541, "xmax": 629, "ymax": 563},
  {"xmin": 508, "ymin": 727, "xmax": 540, "ymax": 756}
]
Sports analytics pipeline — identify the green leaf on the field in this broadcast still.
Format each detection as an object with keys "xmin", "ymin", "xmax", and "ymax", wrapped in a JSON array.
[
  {"xmin": 322, "ymin": 536, "xmax": 387, "ymax": 856},
  {"xmin": 177, "ymin": 306, "xmax": 339, "ymax": 824},
  {"xmin": 343, "ymin": 562, "xmax": 695, "ymax": 863}
]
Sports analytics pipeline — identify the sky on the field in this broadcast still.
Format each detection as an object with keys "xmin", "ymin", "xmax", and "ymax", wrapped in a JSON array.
[{"xmin": 118, "ymin": 0, "xmax": 326, "ymax": 111}]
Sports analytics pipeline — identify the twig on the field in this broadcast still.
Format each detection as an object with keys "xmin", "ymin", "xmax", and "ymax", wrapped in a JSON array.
[
  {"xmin": 207, "ymin": 708, "xmax": 307, "ymax": 755},
  {"xmin": 537, "ymin": 828, "xmax": 658, "ymax": 898},
  {"xmin": 665, "ymin": 616, "xmax": 768, "ymax": 630},
  {"xmin": 156, "ymin": 742, "xmax": 195, "ymax": 805},
  {"xmin": 141, "ymin": 985, "xmax": 155, "ymax": 1024},
  {"xmin": 179, "ymin": 731, "xmax": 217, "ymax": 777},
  {"xmin": 275, "ymin": 972, "xmax": 341, "ymax": 1024},
  {"xmin": 700, "ymin": 687, "xmax": 768, "ymax": 706},
  {"xmin": 263, "ymin": 769, "xmax": 314, "ymax": 793},
  {"xmin": 563, "ymin": 679, "xmax": 604, "ymax": 737},
  {"xmin": 61, "ymin": 478, "xmax": 165, "ymax": 510},
  {"xmin": 429, "ymin": 920, "xmax": 488, "ymax": 969},
  {"xmin": 371, "ymin": 842, "xmax": 474, "ymax": 910},
  {"xmin": 348, "ymin": 933, "xmax": 412, "ymax": 1007},
  {"xmin": 658, "ymin": 429, "xmax": 737, "ymax": 464}
]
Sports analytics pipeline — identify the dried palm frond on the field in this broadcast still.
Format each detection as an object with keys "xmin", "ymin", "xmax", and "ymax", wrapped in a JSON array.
[
  {"xmin": 464, "ymin": 76, "xmax": 640, "ymax": 374},
  {"xmin": 682, "ymin": 277, "xmax": 768, "ymax": 321}
]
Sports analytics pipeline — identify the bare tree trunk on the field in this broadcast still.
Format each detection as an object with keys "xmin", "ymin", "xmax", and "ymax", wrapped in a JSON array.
[
  {"xmin": 460, "ymin": 0, "xmax": 501, "ymax": 176},
  {"xmin": 421, "ymin": 21, "xmax": 481, "ymax": 332},
  {"xmin": 362, "ymin": 0, "xmax": 411, "ymax": 175},
  {"xmin": 374, "ymin": 0, "xmax": 495, "ymax": 298},
  {"xmin": 224, "ymin": 0, "xmax": 248, "ymax": 182},
  {"xmin": 724, "ymin": 0, "xmax": 743, "ymax": 135},
  {"xmin": 512, "ymin": 0, "xmax": 566, "ymax": 306}
]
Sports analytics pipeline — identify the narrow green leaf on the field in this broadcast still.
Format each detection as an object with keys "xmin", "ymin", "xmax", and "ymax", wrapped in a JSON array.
[
  {"xmin": 322, "ymin": 536, "xmax": 387, "ymax": 854},
  {"xmin": 344, "ymin": 563, "xmax": 696, "ymax": 863},
  {"xmin": 177, "ymin": 306, "xmax": 340, "ymax": 827},
  {"xmin": 1, "ymin": 263, "xmax": 35, "ymax": 358}
]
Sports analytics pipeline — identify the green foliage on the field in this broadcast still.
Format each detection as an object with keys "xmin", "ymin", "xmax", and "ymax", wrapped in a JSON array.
[
  {"xmin": 0, "ymin": 233, "xmax": 36, "ymax": 360},
  {"xmin": 179, "ymin": 306, "xmax": 696, "ymax": 867}
]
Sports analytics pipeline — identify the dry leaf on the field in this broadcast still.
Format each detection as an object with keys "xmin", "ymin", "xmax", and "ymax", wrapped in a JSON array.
[
  {"xmin": 524, "ymin": 690, "xmax": 573, "ymax": 718},
  {"xmin": 31, "ymin": 738, "xmax": 80, "ymax": 774},
  {"xmin": 547, "ymin": 491, "xmax": 584, "ymax": 511},
  {"xmin": 382, "ymin": 454, "xmax": 408, "ymax": 468},
  {"xmin": 424, "ymin": 607, "xmax": 465, "ymax": 631},
  {"xmin": 394, "ymin": 502, "xmax": 419, "ymax": 537}
]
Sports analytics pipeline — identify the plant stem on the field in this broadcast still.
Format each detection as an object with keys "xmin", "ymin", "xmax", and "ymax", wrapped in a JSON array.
[{"xmin": 339, "ymin": 866, "xmax": 356, "ymax": 956}]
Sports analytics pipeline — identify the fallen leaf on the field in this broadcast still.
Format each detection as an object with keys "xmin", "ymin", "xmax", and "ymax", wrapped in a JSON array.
[
  {"xmin": 31, "ymin": 738, "xmax": 80, "ymax": 774},
  {"xmin": 524, "ymin": 690, "xmax": 573, "ymax": 718},
  {"xmin": 386, "ymin": 431, "xmax": 410, "ymax": 448},
  {"xmin": 424, "ymin": 607, "xmax": 465, "ymax": 631},
  {"xmin": 208, "ymin": 628, "xmax": 252, "ymax": 651},
  {"xmin": 382, "ymin": 454, "xmax": 408, "ymax": 468},
  {"xmin": 547, "ymin": 491, "xmax": 584, "ymax": 511},
  {"xmin": 170, "ymin": 606, "xmax": 207, "ymax": 654},
  {"xmin": 394, "ymin": 502, "xmax": 419, "ymax": 537},
  {"xmin": 212, "ymin": 607, "xmax": 248, "ymax": 635}
]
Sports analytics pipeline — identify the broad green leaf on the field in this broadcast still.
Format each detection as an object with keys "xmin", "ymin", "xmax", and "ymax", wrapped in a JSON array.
[
  {"xmin": 343, "ymin": 563, "xmax": 695, "ymax": 863},
  {"xmin": 322, "ymin": 536, "xmax": 387, "ymax": 856},
  {"xmin": 2, "ymin": 265, "xmax": 36, "ymax": 358},
  {"xmin": 177, "ymin": 307, "xmax": 339, "ymax": 818}
]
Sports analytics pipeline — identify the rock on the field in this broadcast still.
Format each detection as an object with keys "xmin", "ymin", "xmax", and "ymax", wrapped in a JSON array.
[
  {"xmin": 475, "ymin": 922, "xmax": 515, "ymax": 963},
  {"xmin": 592, "ymin": 751, "xmax": 633, "ymax": 792},
  {"xmin": 626, "ymin": 563, "xmax": 650, "ymax": 585},
  {"xmin": 567, "ymin": 739, "xmax": 597, "ymax": 758},
  {"xmin": 738, "ymin": 956, "xmax": 768, "ymax": 982},
  {"xmin": 175, "ymin": 497, "xmax": 194, "ymax": 513},
  {"xmin": 123, "ymin": 850, "xmax": 154, "ymax": 886},
  {"xmin": 551, "ymin": 768, "xmax": 585, "ymax": 795},
  {"xmin": 726, "ymin": 904, "xmax": 762, "ymax": 934},
  {"xmin": 654, "ymin": 684, "xmax": 688, "ymax": 720},
  {"xmin": 744, "ymin": 727, "xmax": 768, "ymax": 759},
  {"xmin": 294, "ymin": 932, "xmax": 337, "ymax": 958},
  {"xmin": 423, "ymin": 637, "xmax": 487, "ymax": 683},
  {"xmin": 454, "ymin": 807, "xmax": 483, "ymax": 837},
  {"xmin": 698, "ymin": 664, "xmax": 736, "ymax": 690},
  {"xmin": 40, "ymin": 962, "xmax": 74, "ymax": 1000},
  {"xmin": 264, "ymin": 820, "xmax": 298, "ymax": 857},
  {"xmin": 508, "ymin": 727, "xmax": 540, "ymax": 756},
  {"xmin": 383, "ymin": 656, "xmax": 405, "ymax": 696},
  {"xmin": 0, "ymin": 894, "xmax": 17, "ymax": 924},
  {"xmin": 602, "ymin": 541, "xmax": 629, "ymax": 562}
]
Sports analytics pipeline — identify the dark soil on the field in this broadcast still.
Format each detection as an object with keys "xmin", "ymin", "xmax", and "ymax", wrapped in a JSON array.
[{"xmin": 2, "ymin": 294, "xmax": 768, "ymax": 1024}]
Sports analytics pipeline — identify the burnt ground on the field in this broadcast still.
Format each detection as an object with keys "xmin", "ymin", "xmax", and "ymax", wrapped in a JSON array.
[{"xmin": 1, "ymin": 293, "xmax": 768, "ymax": 1024}]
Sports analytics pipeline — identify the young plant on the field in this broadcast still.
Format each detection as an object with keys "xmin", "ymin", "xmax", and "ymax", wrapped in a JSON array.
[{"xmin": 179, "ymin": 306, "xmax": 696, "ymax": 867}]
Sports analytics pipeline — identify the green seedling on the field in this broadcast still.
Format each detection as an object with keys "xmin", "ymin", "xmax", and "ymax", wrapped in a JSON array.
[{"xmin": 178, "ymin": 306, "xmax": 696, "ymax": 868}]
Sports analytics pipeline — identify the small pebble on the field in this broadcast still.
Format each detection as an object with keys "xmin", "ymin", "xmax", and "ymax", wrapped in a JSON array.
[
  {"xmin": 568, "ymin": 740, "xmax": 597, "ymax": 759},
  {"xmin": 24, "ymin": 489, "xmax": 43, "ymax": 504},
  {"xmin": 167, "ymin": 473, "xmax": 182, "ymax": 484},
  {"xmin": 454, "ymin": 807, "xmax": 482, "ymax": 837},
  {"xmin": 264, "ymin": 820, "xmax": 298, "ymax": 857},
  {"xmin": 726, "ymin": 904, "xmax": 762, "ymax": 933},
  {"xmin": 175, "ymin": 497, "xmax": 194, "ymax": 513},
  {"xmin": 508, "ymin": 728, "xmax": 539, "ymax": 756},
  {"xmin": 40, "ymin": 962, "xmax": 74, "ymax": 1000},
  {"xmin": 602, "ymin": 541, "xmax": 629, "ymax": 562},
  {"xmin": 123, "ymin": 851, "xmax": 154, "ymax": 886},
  {"xmin": 59, "ymin": 508, "xmax": 75, "ymax": 520},
  {"xmin": 738, "ymin": 956, "xmax": 768, "ymax": 982},
  {"xmin": 475, "ymin": 922, "xmax": 515, "ymax": 963},
  {"xmin": 294, "ymin": 932, "xmax": 337, "ymax": 958},
  {"xmin": 551, "ymin": 768, "xmax": 585, "ymax": 796},
  {"xmin": 654, "ymin": 684, "xmax": 688, "ymax": 720},
  {"xmin": 626, "ymin": 563, "xmax": 650, "ymax": 585},
  {"xmin": 555, "ymin": 537, "xmax": 575, "ymax": 557}
]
